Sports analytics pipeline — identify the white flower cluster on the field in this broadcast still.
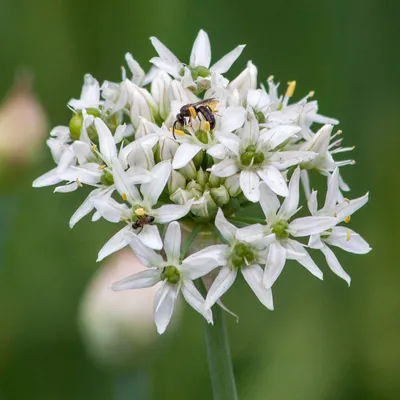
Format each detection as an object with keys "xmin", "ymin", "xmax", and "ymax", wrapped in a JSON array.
[{"xmin": 33, "ymin": 30, "xmax": 371, "ymax": 334}]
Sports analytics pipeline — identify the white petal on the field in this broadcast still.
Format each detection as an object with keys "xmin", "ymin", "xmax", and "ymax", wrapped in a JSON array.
[
  {"xmin": 207, "ymin": 143, "xmax": 227, "ymax": 159},
  {"xmin": 278, "ymin": 167, "xmax": 300, "ymax": 219},
  {"xmin": 284, "ymin": 239, "xmax": 323, "ymax": 280},
  {"xmin": 240, "ymin": 170, "xmax": 260, "ymax": 202},
  {"xmin": 336, "ymin": 193, "xmax": 369, "ymax": 222},
  {"xmin": 325, "ymin": 227, "xmax": 371, "ymax": 254},
  {"xmin": 181, "ymin": 280, "xmax": 213, "ymax": 323},
  {"xmin": 259, "ymin": 182, "xmax": 280, "ymax": 223},
  {"xmin": 183, "ymin": 244, "xmax": 229, "ymax": 269},
  {"xmin": 219, "ymin": 106, "xmax": 246, "ymax": 133},
  {"xmin": 97, "ymin": 225, "xmax": 131, "ymax": 262},
  {"xmin": 210, "ymin": 157, "xmax": 240, "ymax": 178},
  {"xmin": 149, "ymin": 36, "xmax": 180, "ymax": 64},
  {"xmin": 112, "ymin": 269, "xmax": 160, "ymax": 291},
  {"xmin": 257, "ymin": 166, "xmax": 288, "ymax": 197},
  {"xmin": 210, "ymin": 45, "xmax": 246, "ymax": 74},
  {"xmin": 125, "ymin": 53, "xmax": 145, "ymax": 85},
  {"xmin": 307, "ymin": 190, "xmax": 318, "ymax": 216},
  {"xmin": 112, "ymin": 158, "xmax": 141, "ymax": 204},
  {"xmin": 215, "ymin": 208, "xmax": 237, "ymax": 243},
  {"xmin": 264, "ymin": 241, "xmax": 287, "ymax": 288},
  {"xmin": 128, "ymin": 234, "xmax": 164, "ymax": 267},
  {"xmin": 181, "ymin": 257, "xmax": 220, "ymax": 280},
  {"xmin": 154, "ymin": 282, "xmax": 180, "ymax": 334},
  {"xmin": 205, "ymin": 266, "xmax": 237, "ymax": 309},
  {"xmin": 90, "ymin": 195, "xmax": 128, "ymax": 223},
  {"xmin": 242, "ymin": 265, "xmax": 274, "ymax": 310},
  {"xmin": 300, "ymin": 170, "xmax": 311, "ymax": 199},
  {"xmin": 236, "ymin": 224, "xmax": 266, "ymax": 243},
  {"xmin": 172, "ymin": 143, "xmax": 202, "ymax": 169},
  {"xmin": 153, "ymin": 200, "xmax": 193, "ymax": 223},
  {"xmin": 269, "ymin": 151, "xmax": 316, "ymax": 170},
  {"xmin": 32, "ymin": 168, "xmax": 62, "ymax": 187},
  {"xmin": 214, "ymin": 131, "xmax": 241, "ymax": 155},
  {"xmin": 150, "ymin": 57, "xmax": 181, "ymax": 79},
  {"xmin": 320, "ymin": 245, "xmax": 351, "ymax": 285},
  {"xmin": 164, "ymin": 221, "xmax": 181, "ymax": 263},
  {"xmin": 322, "ymin": 168, "xmax": 340, "ymax": 214},
  {"xmin": 308, "ymin": 234, "xmax": 324, "ymax": 249},
  {"xmin": 259, "ymin": 125, "xmax": 301, "ymax": 150},
  {"xmin": 94, "ymin": 118, "xmax": 117, "ymax": 165},
  {"xmin": 289, "ymin": 216, "xmax": 338, "ymax": 237},
  {"xmin": 138, "ymin": 224, "xmax": 163, "ymax": 250},
  {"xmin": 190, "ymin": 29, "xmax": 211, "ymax": 68},
  {"xmin": 54, "ymin": 182, "xmax": 78, "ymax": 193},
  {"xmin": 69, "ymin": 189, "xmax": 101, "ymax": 228},
  {"xmin": 141, "ymin": 161, "xmax": 172, "ymax": 206}
]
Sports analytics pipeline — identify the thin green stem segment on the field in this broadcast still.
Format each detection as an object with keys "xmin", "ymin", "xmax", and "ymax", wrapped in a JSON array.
[
  {"xmin": 180, "ymin": 223, "xmax": 204, "ymax": 260},
  {"xmin": 228, "ymin": 216, "xmax": 266, "ymax": 225},
  {"xmin": 197, "ymin": 280, "xmax": 238, "ymax": 400}
]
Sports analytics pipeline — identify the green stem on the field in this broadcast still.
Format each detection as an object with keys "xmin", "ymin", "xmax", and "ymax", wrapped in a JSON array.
[
  {"xmin": 197, "ymin": 280, "xmax": 238, "ymax": 400},
  {"xmin": 228, "ymin": 216, "xmax": 265, "ymax": 225},
  {"xmin": 180, "ymin": 223, "xmax": 204, "ymax": 260}
]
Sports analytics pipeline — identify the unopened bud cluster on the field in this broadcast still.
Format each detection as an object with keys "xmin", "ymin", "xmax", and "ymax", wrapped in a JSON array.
[{"xmin": 33, "ymin": 30, "xmax": 371, "ymax": 334}]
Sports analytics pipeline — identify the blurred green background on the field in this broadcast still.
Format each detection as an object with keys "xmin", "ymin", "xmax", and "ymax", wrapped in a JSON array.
[{"xmin": 0, "ymin": 0, "xmax": 399, "ymax": 399}]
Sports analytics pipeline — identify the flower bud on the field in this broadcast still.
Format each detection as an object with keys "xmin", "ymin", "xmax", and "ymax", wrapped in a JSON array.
[
  {"xmin": 210, "ymin": 185, "xmax": 230, "ymax": 207},
  {"xmin": 168, "ymin": 169, "xmax": 186, "ymax": 194},
  {"xmin": 208, "ymin": 173, "xmax": 221, "ymax": 188},
  {"xmin": 192, "ymin": 149, "xmax": 204, "ymax": 168},
  {"xmin": 178, "ymin": 160, "xmax": 197, "ymax": 180},
  {"xmin": 186, "ymin": 180, "xmax": 203, "ymax": 192},
  {"xmin": 158, "ymin": 136, "xmax": 179, "ymax": 161},
  {"xmin": 170, "ymin": 188, "xmax": 194, "ymax": 205},
  {"xmin": 191, "ymin": 191, "xmax": 217, "ymax": 217},
  {"xmin": 196, "ymin": 167, "xmax": 209, "ymax": 187},
  {"xmin": 228, "ymin": 61, "xmax": 258, "ymax": 102},
  {"xmin": 151, "ymin": 71, "xmax": 171, "ymax": 120},
  {"xmin": 225, "ymin": 174, "xmax": 242, "ymax": 197}
]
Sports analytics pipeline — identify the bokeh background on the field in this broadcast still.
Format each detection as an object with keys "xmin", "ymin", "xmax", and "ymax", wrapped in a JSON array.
[{"xmin": 0, "ymin": 0, "xmax": 399, "ymax": 399}]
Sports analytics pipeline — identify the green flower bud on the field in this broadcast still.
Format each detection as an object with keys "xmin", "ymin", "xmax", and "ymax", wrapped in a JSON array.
[
  {"xmin": 168, "ymin": 170, "xmax": 186, "ymax": 194},
  {"xmin": 255, "ymin": 111, "xmax": 266, "ymax": 124},
  {"xmin": 178, "ymin": 161, "xmax": 197, "ymax": 180},
  {"xmin": 192, "ymin": 150, "xmax": 204, "ymax": 168},
  {"xmin": 225, "ymin": 174, "xmax": 242, "ymax": 197},
  {"xmin": 161, "ymin": 266, "xmax": 180, "ymax": 284},
  {"xmin": 194, "ymin": 66, "xmax": 211, "ymax": 78},
  {"xmin": 190, "ymin": 189, "xmax": 203, "ymax": 198},
  {"xmin": 100, "ymin": 171, "xmax": 114, "ymax": 186},
  {"xmin": 208, "ymin": 173, "xmax": 221, "ymax": 188},
  {"xmin": 210, "ymin": 185, "xmax": 230, "ymax": 207},
  {"xmin": 69, "ymin": 113, "xmax": 83, "ymax": 140},
  {"xmin": 191, "ymin": 191, "xmax": 217, "ymax": 217},
  {"xmin": 196, "ymin": 167, "xmax": 209, "ymax": 186},
  {"xmin": 240, "ymin": 151, "xmax": 255, "ymax": 166},
  {"xmin": 170, "ymin": 188, "xmax": 194, "ymax": 205},
  {"xmin": 187, "ymin": 180, "xmax": 204, "ymax": 192},
  {"xmin": 195, "ymin": 130, "xmax": 208, "ymax": 144},
  {"xmin": 253, "ymin": 152, "xmax": 265, "ymax": 165},
  {"xmin": 231, "ymin": 242, "xmax": 256, "ymax": 268}
]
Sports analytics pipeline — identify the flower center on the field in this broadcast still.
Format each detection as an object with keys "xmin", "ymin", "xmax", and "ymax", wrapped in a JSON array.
[
  {"xmin": 180, "ymin": 65, "xmax": 211, "ymax": 80},
  {"xmin": 100, "ymin": 170, "xmax": 114, "ymax": 186},
  {"xmin": 271, "ymin": 220, "xmax": 289, "ymax": 239},
  {"xmin": 240, "ymin": 145, "xmax": 265, "ymax": 166},
  {"xmin": 161, "ymin": 265, "xmax": 180, "ymax": 284},
  {"xmin": 230, "ymin": 242, "xmax": 256, "ymax": 268}
]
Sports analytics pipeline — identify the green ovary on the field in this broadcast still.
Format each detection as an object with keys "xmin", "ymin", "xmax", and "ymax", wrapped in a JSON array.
[
  {"xmin": 272, "ymin": 220, "xmax": 289, "ymax": 239},
  {"xmin": 230, "ymin": 242, "xmax": 256, "ymax": 268},
  {"xmin": 161, "ymin": 266, "xmax": 181, "ymax": 284}
]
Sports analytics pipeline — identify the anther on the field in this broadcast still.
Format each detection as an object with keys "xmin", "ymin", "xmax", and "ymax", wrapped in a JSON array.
[
  {"xmin": 122, "ymin": 193, "xmax": 128, "ymax": 201},
  {"xmin": 189, "ymin": 107, "xmax": 197, "ymax": 119},
  {"xmin": 346, "ymin": 230, "xmax": 351, "ymax": 241},
  {"xmin": 286, "ymin": 81, "xmax": 296, "ymax": 97},
  {"xmin": 98, "ymin": 164, "xmax": 106, "ymax": 170},
  {"xmin": 344, "ymin": 216, "xmax": 351, "ymax": 223},
  {"xmin": 169, "ymin": 127, "xmax": 185, "ymax": 136},
  {"xmin": 135, "ymin": 207, "xmax": 145, "ymax": 217},
  {"xmin": 76, "ymin": 178, "xmax": 82, "ymax": 187},
  {"xmin": 204, "ymin": 121, "xmax": 211, "ymax": 132},
  {"xmin": 91, "ymin": 145, "xmax": 97, "ymax": 152}
]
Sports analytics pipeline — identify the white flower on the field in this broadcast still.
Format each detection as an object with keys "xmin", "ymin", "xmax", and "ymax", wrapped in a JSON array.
[
  {"xmin": 211, "ymin": 112, "xmax": 316, "ymax": 201},
  {"xmin": 307, "ymin": 168, "xmax": 371, "ymax": 285},
  {"xmin": 112, "ymin": 222, "xmax": 228, "ymax": 334},
  {"xmin": 149, "ymin": 30, "xmax": 245, "ymax": 83},
  {"xmin": 237, "ymin": 168, "xmax": 338, "ymax": 288},
  {"xmin": 68, "ymin": 74, "xmax": 101, "ymax": 111},
  {"xmin": 96, "ymin": 160, "xmax": 193, "ymax": 259},
  {"xmin": 205, "ymin": 209, "xmax": 275, "ymax": 311}
]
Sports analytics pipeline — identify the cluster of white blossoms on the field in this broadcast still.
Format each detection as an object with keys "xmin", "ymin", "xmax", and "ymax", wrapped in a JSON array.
[{"xmin": 33, "ymin": 30, "xmax": 371, "ymax": 334}]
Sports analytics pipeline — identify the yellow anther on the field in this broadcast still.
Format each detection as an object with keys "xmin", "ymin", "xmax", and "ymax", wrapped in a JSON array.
[
  {"xmin": 333, "ymin": 212, "xmax": 337, "ymax": 217},
  {"xmin": 203, "ymin": 121, "xmax": 211, "ymax": 132},
  {"xmin": 135, "ymin": 207, "xmax": 145, "ymax": 217},
  {"xmin": 346, "ymin": 230, "xmax": 351, "ymax": 241},
  {"xmin": 189, "ymin": 106, "xmax": 197, "ymax": 119},
  {"xmin": 122, "ymin": 193, "xmax": 128, "ymax": 201},
  {"xmin": 98, "ymin": 164, "xmax": 106, "ymax": 170},
  {"xmin": 209, "ymin": 101, "xmax": 218, "ymax": 112},
  {"xmin": 344, "ymin": 198, "xmax": 350, "ymax": 203},
  {"xmin": 76, "ymin": 178, "xmax": 82, "ymax": 187},
  {"xmin": 286, "ymin": 81, "xmax": 296, "ymax": 97},
  {"xmin": 91, "ymin": 145, "xmax": 97, "ymax": 152},
  {"xmin": 309, "ymin": 90, "xmax": 315, "ymax": 97},
  {"xmin": 170, "ymin": 127, "xmax": 185, "ymax": 136},
  {"xmin": 268, "ymin": 75, "xmax": 274, "ymax": 81},
  {"xmin": 120, "ymin": 216, "xmax": 129, "ymax": 222},
  {"xmin": 337, "ymin": 130, "xmax": 343, "ymax": 135},
  {"xmin": 344, "ymin": 215, "xmax": 351, "ymax": 223}
]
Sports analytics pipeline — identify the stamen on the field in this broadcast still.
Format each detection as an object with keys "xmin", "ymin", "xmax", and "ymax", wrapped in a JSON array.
[
  {"xmin": 169, "ymin": 127, "xmax": 185, "ymax": 136},
  {"xmin": 336, "ymin": 160, "xmax": 356, "ymax": 167},
  {"xmin": 308, "ymin": 90, "xmax": 315, "ymax": 98},
  {"xmin": 203, "ymin": 121, "xmax": 211, "ymax": 132},
  {"xmin": 286, "ymin": 81, "xmax": 296, "ymax": 98},
  {"xmin": 346, "ymin": 230, "xmax": 351, "ymax": 241},
  {"xmin": 189, "ymin": 107, "xmax": 197, "ymax": 119},
  {"xmin": 120, "ymin": 216, "xmax": 129, "ymax": 222},
  {"xmin": 330, "ymin": 146, "xmax": 355, "ymax": 154},
  {"xmin": 98, "ymin": 164, "xmax": 106, "ymax": 170},
  {"xmin": 122, "ymin": 193, "xmax": 128, "ymax": 201},
  {"xmin": 135, "ymin": 207, "xmax": 145, "ymax": 217},
  {"xmin": 267, "ymin": 75, "xmax": 274, "ymax": 81},
  {"xmin": 76, "ymin": 178, "xmax": 82, "ymax": 187},
  {"xmin": 344, "ymin": 216, "xmax": 351, "ymax": 223},
  {"xmin": 91, "ymin": 145, "xmax": 97, "ymax": 152}
]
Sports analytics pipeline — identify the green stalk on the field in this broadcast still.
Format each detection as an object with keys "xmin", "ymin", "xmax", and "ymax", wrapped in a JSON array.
[{"xmin": 197, "ymin": 280, "xmax": 238, "ymax": 400}]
